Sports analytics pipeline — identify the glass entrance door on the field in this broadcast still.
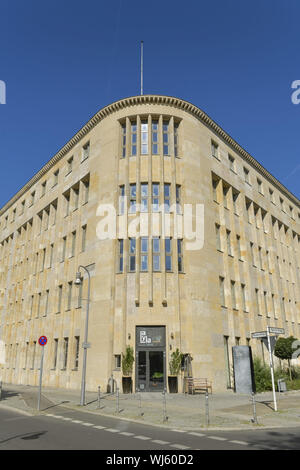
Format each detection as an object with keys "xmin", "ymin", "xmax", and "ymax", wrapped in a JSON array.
[{"xmin": 137, "ymin": 350, "xmax": 165, "ymax": 392}]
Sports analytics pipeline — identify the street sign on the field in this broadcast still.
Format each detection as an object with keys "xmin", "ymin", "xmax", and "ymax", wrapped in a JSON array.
[
  {"xmin": 262, "ymin": 336, "xmax": 277, "ymax": 353},
  {"xmin": 82, "ymin": 342, "xmax": 91, "ymax": 349},
  {"xmin": 268, "ymin": 327, "xmax": 285, "ymax": 335},
  {"xmin": 251, "ymin": 331, "xmax": 267, "ymax": 338},
  {"xmin": 38, "ymin": 336, "xmax": 47, "ymax": 346}
]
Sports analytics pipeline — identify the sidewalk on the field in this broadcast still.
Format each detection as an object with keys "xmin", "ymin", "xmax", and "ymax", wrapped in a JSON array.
[{"xmin": 1, "ymin": 382, "xmax": 300, "ymax": 431}]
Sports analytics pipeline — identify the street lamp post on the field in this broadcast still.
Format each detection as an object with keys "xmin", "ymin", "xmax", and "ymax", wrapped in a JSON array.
[{"xmin": 75, "ymin": 265, "xmax": 91, "ymax": 406}]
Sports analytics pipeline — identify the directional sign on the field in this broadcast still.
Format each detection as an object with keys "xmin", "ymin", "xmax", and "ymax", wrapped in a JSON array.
[
  {"xmin": 268, "ymin": 327, "xmax": 285, "ymax": 335},
  {"xmin": 251, "ymin": 331, "xmax": 267, "ymax": 338},
  {"xmin": 38, "ymin": 336, "xmax": 47, "ymax": 346},
  {"xmin": 262, "ymin": 336, "xmax": 277, "ymax": 353}
]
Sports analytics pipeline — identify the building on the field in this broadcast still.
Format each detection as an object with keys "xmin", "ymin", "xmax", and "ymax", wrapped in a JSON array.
[{"xmin": 0, "ymin": 94, "xmax": 299, "ymax": 393}]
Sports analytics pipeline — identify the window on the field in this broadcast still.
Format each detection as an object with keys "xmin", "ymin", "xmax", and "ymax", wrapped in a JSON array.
[
  {"xmin": 63, "ymin": 190, "xmax": 70, "ymax": 217},
  {"xmin": 44, "ymin": 290, "xmax": 49, "ymax": 316},
  {"xmin": 231, "ymin": 281, "xmax": 237, "ymax": 309},
  {"xmin": 223, "ymin": 184, "xmax": 229, "ymax": 209},
  {"xmin": 129, "ymin": 184, "xmax": 136, "ymax": 213},
  {"xmin": 153, "ymin": 237, "xmax": 160, "ymax": 271},
  {"xmin": 121, "ymin": 123, "xmax": 126, "ymax": 158},
  {"xmin": 37, "ymin": 293, "xmax": 41, "ymax": 318},
  {"xmin": 177, "ymin": 239, "xmax": 183, "ymax": 272},
  {"xmin": 129, "ymin": 238, "xmax": 136, "ymax": 272},
  {"xmin": 114, "ymin": 354, "xmax": 121, "ymax": 369},
  {"xmin": 81, "ymin": 225, "xmax": 87, "ymax": 252},
  {"xmin": 118, "ymin": 239, "xmax": 124, "ymax": 272},
  {"xmin": 119, "ymin": 185, "xmax": 125, "ymax": 214},
  {"xmin": 257, "ymin": 178, "xmax": 263, "ymax": 194},
  {"xmin": 280, "ymin": 197, "xmax": 284, "ymax": 211},
  {"xmin": 49, "ymin": 243, "xmax": 54, "ymax": 268},
  {"xmin": 165, "ymin": 238, "xmax": 172, "ymax": 272},
  {"xmin": 219, "ymin": 276, "xmax": 225, "ymax": 306},
  {"xmin": 67, "ymin": 282, "xmax": 72, "ymax": 310},
  {"xmin": 82, "ymin": 176, "xmax": 90, "ymax": 204},
  {"xmin": 258, "ymin": 246, "xmax": 263, "ymax": 269},
  {"xmin": 226, "ymin": 229, "xmax": 232, "ymax": 256},
  {"xmin": 152, "ymin": 120, "xmax": 158, "ymax": 154},
  {"xmin": 53, "ymin": 169, "xmax": 59, "ymax": 187},
  {"xmin": 41, "ymin": 248, "xmax": 46, "ymax": 271},
  {"xmin": 241, "ymin": 284, "xmax": 247, "ymax": 311},
  {"xmin": 152, "ymin": 183, "xmax": 159, "ymax": 212},
  {"xmin": 176, "ymin": 185, "xmax": 181, "ymax": 214},
  {"xmin": 215, "ymin": 224, "xmax": 221, "ymax": 251},
  {"xmin": 164, "ymin": 183, "xmax": 171, "ymax": 213},
  {"xmin": 228, "ymin": 154, "xmax": 235, "ymax": 172},
  {"xmin": 141, "ymin": 183, "xmax": 148, "ymax": 212},
  {"xmin": 236, "ymin": 235, "xmax": 241, "ymax": 259},
  {"xmin": 224, "ymin": 336, "xmax": 231, "ymax": 388},
  {"xmin": 53, "ymin": 339, "xmax": 58, "ymax": 369},
  {"xmin": 255, "ymin": 288, "xmax": 260, "ymax": 315},
  {"xmin": 174, "ymin": 122, "xmax": 179, "ymax": 157},
  {"xmin": 163, "ymin": 121, "xmax": 169, "ymax": 155},
  {"xmin": 41, "ymin": 181, "xmax": 47, "ymax": 197},
  {"xmin": 264, "ymin": 291, "xmax": 268, "ymax": 316},
  {"xmin": 131, "ymin": 121, "xmax": 137, "ymax": 156},
  {"xmin": 232, "ymin": 190, "xmax": 239, "ymax": 214},
  {"xmin": 250, "ymin": 242, "xmax": 255, "ymax": 266},
  {"xmin": 211, "ymin": 141, "xmax": 219, "ymax": 159},
  {"xmin": 212, "ymin": 175, "xmax": 219, "ymax": 203},
  {"xmin": 63, "ymin": 337, "xmax": 69, "ymax": 369},
  {"xmin": 140, "ymin": 237, "xmax": 148, "ymax": 271},
  {"xmin": 244, "ymin": 167, "xmax": 250, "ymax": 184},
  {"xmin": 245, "ymin": 199, "xmax": 252, "ymax": 223},
  {"xmin": 20, "ymin": 200, "xmax": 25, "ymax": 215},
  {"xmin": 67, "ymin": 156, "xmax": 73, "ymax": 174},
  {"xmin": 141, "ymin": 120, "xmax": 148, "ymax": 154},
  {"xmin": 74, "ymin": 336, "xmax": 80, "ymax": 369},
  {"xmin": 73, "ymin": 184, "xmax": 79, "ymax": 211},
  {"xmin": 61, "ymin": 236, "xmax": 67, "ymax": 262},
  {"xmin": 32, "ymin": 341, "xmax": 37, "ymax": 369},
  {"xmin": 269, "ymin": 188, "xmax": 275, "ymax": 203},
  {"xmin": 71, "ymin": 231, "xmax": 76, "ymax": 257},
  {"xmin": 57, "ymin": 285, "xmax": 63, "ymax": 313},
  {"xmin": 82, "ymin": 141, "xmax": 90, "ymax": 161},
  {"xmin": 30, "ymin": 191, "xmax": 36, "ymax": 206}
]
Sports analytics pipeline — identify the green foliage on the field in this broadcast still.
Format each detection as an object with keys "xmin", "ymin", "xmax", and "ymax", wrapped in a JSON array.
[
  {"xmin": 122, "ymin": 345, "xmax": 134, "ymax": 376},
  {"xmin": 169, "ymin": 348, "xmax": 183, "ymax": 376},
  {"xmin": 274, "ymin": 336, "xmax": 297, "ymax": 361},
  {"xmin": 253, "ymin": 356, "xmax": 300, "ymax": 392}
]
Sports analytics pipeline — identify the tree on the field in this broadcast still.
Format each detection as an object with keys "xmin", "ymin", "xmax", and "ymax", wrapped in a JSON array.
[{"xmin": 274, "ymin": 336, "xmax": 298, "ymax": 380}]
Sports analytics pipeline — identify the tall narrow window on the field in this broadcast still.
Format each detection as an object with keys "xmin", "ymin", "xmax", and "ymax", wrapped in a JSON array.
[
  {"xmin": 141, "ymin": 183, "xmax": 148, "ymax": 212},
  {"xmin": 215, "ymin": 224, "xmax": 221, "ymax": 251},
  {"xmin": 164, "ymin": 183, "xmax": 171, "ymax": 213},
  {"xmin": 177, "ymin": 239, "xmax": 183, "ymax": 273},
  {"xmin": 44, "ymin": 290, "xmax": 49, "ymax": 316},
  {"xmin": 71, "ymin": 231, "xmax": 76, "ymax": 257},
  {"xmin": 64, "ymin": 191, "xmax": 70, "ymax": 217},
  {"xmin": 226, "ymin": 230, "xmax": 232, "ymax": 256},
  {"xmin": 62, "ymin": 236, "xmax": 67, "ymax": 262},
  {"xmin": 152, "ymin": 183, "xmax": 159, "ymax": 212},
  {"xmin": 244, "ymin": 167, "xmax": 250, "ymax": 184},
  {"xmin": 53, "ymin": 169, "xmax": 59, "ymax": 187},
  {"xmin": 81, "ymin": 225, "xmax": 87, "ymax": 252},
  {"xmin": 152, "ymin": 237, "xmax": 160, "ymax": 271},
  {"xmin": 211, "ymin": 140, "xmax": 218, "ymax": 159},
  {"xmin": 41, "ymin": 248, "xmax": 46, "ymax": 271},
  {"xmin": 63, "ymin": 338, "xmax": 69, "ymax": 369},
  {"xmin": 163, "ymin": 121, "xmax": 169, "ymax": 155},
  {"xmin": 228, "ymin": 154, "xmax": 235, "ymax": 171},
  {"xmin": 255, "ymin": 288, "xmax": 260, "ymax": 315},
  {"xmin": 32, "ymin": 341, "xmax": 37, "ymax": 369},
  {"xmin": 219, "ymin": 276, "xmax": 225, "ymax": 306},
  {"xmin": 82, "ymin": 176, "xmax": 90, "ymax": 204},
  {"xmin": 131, "ymin": 121, "xmax": 137, "ymax": 156},
  {"xmin": 49, "ymin": 243, "xmax": 54, "ymax": 268},
  {"xmin": 129, "ymin": 238, "xmax": 136, "ymax": 272},
  {"xmin": 224, "ymin": 336, "xmax": 231, "ymax": 388},
  {"xmin": 119, "ymin": 185, "xmax": 125, "ymax": 215},
  {"xmin": 232, "ymin": 190, "xmax": 239, "ymax": 214},
  {"xmin": 174, "ymin": 122, "xmax": 179, "ymax": 157},
  {"xmin": 165, "ymin": 238, "xmax": 172, "ymax": 272},
  {"xmin": 67, "ymin": 156, "xmax": 73, "ymax": 174},
  {"xmin": 264, "ymin": 291, "xmax": 268, "ymax": 316},
  {"xmin": 236, "ymin": 235, "xmax": 241, "ymax": 259},
  {"xmin": 121, "ymin": 123, "xmax": 126, "ymax": 158},
  {"xmin": 74, "ymin": 336, "xmax": 80, "ymax": 369},
  {"xmin": 176, "ymin": 185, "xmax": 181, "ymax": 214},
  {"xmin": 82, "ymin": 141, "xmax": 90, "ymax": 161},
  {"xmin": 118, "ymin": 239, "xmax": 124, "ymax": 272},
  {"xmin": 73, "ymin": 185, "xmax": 79, "ymax": 211},
  {"xmin": 41, "ymin": 181, "xmax": 47, "ymax": 197},
  {"xmin": 241, "ymin": 284, "xmax": 247, "ymax": 311},
  {"xmin": 37, "ymin": 293, "xmax": 41, "ymax": 318},
  {"xmin": 57, "ymin": 285, "xmax": 63, "ymax": 313},
  {"xmin": 129, "ymin": 184, "xmax": 136, "ymax": 213},
  {"xmin": 141, "ymin": 120, "xmax": 148, "ymax": 154},
  {"xmin": 152, "ymin": 120, "xmax": 158, "ymax": 154},
  {"xmin": 53, "ymin": 339, "xmax": 58, "ymax": 369},
  {"xmin": 67, "ymin": 282, "xmax": 72, "ymax": 310},
  {"xmin": 140, "ymin": 237, "xmax": 148, "ymax": 271},
  {"xmin": 250, "ymin": 242, "xmax": 255, "ymax": 266},
  {"xmin": 231, "ymin": 281, "xmax": 236, "ymax": 309}
]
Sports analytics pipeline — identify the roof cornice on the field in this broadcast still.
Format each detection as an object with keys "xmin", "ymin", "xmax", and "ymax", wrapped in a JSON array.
[{"xmin": 0, "ymin": 94, "xmax": 299, "ymax": 215}]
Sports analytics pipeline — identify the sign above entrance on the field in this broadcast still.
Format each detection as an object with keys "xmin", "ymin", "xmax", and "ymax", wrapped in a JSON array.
[{"xmin": 136, "ymin": 326, "xmax": 166, "ymax": 348}]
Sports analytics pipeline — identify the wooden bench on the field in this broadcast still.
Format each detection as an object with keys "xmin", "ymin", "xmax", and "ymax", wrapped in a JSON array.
[{"xmin": 185, "ymin": 377, "xmax": 213, "ymax": 395}]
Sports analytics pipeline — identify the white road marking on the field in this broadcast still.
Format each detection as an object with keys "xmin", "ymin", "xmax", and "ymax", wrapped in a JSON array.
[
  {"xmin": 94, "ymin": 425, "xmax": 106, "ymax": 430},
  {"xmin": 171, "ymin": 429, "xmax": 186, "ymax": 433},
  {"xmin": 134, "ymin": 435, "xmax": 151, "ymax": 440},
  {"xmin": 119, "ymin": 432, "xmax": 134, "ymax": 436},
  {"xmin": 152, "ymin": 440, "xmax": 170, "ymax": 445},
  {"xmin": 229, "ymin": 440, "xmax": 249, "ymax": 446},
  {"xmin": 170, "ymin": 443, "xmax": 190, "ymax": 450},
  {"xmin": 207, "ymin": 436, "xmax": 227, "ymax": 441},
  {"xmin": 105, "ymin": 428, "xmax": 120, "ymax": 433},
  {"xmin": 188, "ymin": 432, "xmax": 205, "ymax": 437},
  {"xmin": 71, "ymin": 420, "xmax": 84, "ymax": 424},
  {"xmin": 81, "ymin": 422, "xmax": 94, "ymax": 426}
]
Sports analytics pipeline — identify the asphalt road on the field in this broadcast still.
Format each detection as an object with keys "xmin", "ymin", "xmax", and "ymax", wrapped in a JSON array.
[{"xmin": 0, "ymin": 405, "xmax": 300, "ymax": 451}]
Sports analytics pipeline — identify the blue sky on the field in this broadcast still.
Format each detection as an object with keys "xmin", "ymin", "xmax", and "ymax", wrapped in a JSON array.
[{"xmin": 0, "ymin": 0, "xmax": 299, "ymax": 207}]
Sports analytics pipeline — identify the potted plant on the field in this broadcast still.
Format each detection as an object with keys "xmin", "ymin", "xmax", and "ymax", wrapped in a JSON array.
[
  {"xmin": 122, "ymin": 345, "xmax": 134, "ymax": 394},
  {"xmin": 168, "ymin": 348, "xmax": 183, "ymax": 393}
]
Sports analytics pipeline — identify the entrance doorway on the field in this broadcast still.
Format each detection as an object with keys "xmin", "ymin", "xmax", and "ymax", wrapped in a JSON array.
[{"xmin": 136, "ymin": 326, "xmax": 166, "ymax": 392}]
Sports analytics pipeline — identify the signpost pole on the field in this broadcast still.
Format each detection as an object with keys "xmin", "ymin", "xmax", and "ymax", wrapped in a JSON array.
[
  {"xmin": 267, "ymin": 326, "xmax": 277, "ymax": 412},
  {"xmin": 38, "ymin": 346, "xmax": 45, "ymax": 411}
]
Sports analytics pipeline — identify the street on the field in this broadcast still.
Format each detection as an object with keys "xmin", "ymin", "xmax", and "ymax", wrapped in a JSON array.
[{"xmin": 0, "ymin": 405, "xmax": 300, "ymax": 451}]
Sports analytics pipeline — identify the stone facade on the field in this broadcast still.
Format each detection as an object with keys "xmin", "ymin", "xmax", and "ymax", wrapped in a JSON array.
[{"xmin": 0, "ymin": 95, "xmax": 299, "ymax": 393}]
